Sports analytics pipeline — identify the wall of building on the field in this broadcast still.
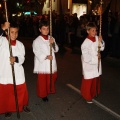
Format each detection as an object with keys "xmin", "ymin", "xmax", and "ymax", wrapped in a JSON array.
[
  {"xmin": 42, "ymin": 0, "xmax": 120, "ymax": 15},
  {"xmin": 42, "ymin": 0, "xmax": 70, "ymax": 15},
  {"xmin": 42, "ymin": 0, "xmax": 58, "ymax": 14},
  {"xmin": 42, "ymin": 0, "xmax": 86, "ymax": 15},
  {"xmin": 110, "ymin": 0, "xmax": 120, "ymax": 13}
]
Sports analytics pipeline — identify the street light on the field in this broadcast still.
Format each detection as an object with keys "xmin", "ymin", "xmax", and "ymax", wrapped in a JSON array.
[
  {"xmin": 89, "ymin": 0, "xmax": 92, "ymax": 5},
  {"xmin": 17, "ymin": 2, "xmax": 19, "ymax": 7}
]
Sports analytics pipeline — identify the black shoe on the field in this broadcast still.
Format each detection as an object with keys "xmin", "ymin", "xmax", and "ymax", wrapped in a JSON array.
[
  {"xmin": 42, "ymin": 97, "xmax": 48, "ymax": 102},
  {"xmin": 23, "ymin": 106, "xmax": 31, "ymax": 113},
  {"xmin": 5, "ymin": 112, "xmax": 12, "ymax": 118}
]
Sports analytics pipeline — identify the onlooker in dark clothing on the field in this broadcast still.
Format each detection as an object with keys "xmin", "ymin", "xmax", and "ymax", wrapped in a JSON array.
[{"xmin": 111, "ymin": 15, "xmax": 120, "ymax": 58}]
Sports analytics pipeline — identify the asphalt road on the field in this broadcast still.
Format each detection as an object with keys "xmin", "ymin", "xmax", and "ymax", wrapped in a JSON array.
[{"xmin": 0, "ymin": 38, "xmax": 120, "ymax": 120}]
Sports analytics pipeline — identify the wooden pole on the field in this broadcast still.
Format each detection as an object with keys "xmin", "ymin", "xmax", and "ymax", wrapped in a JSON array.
[
  {"xmin": 98, "ymin": 0, "xmax": 103, "ymax": 70},
  {"xmin": 96, "ymin": 0, "xmax": 103, "ymax": 98},
  {"xmin": 3, "ymin": 0, "xmax": 20, "ymax": 118},
  {"xmin": 49, "ymin": 0, "xmax": 52, "ymax": 92}
]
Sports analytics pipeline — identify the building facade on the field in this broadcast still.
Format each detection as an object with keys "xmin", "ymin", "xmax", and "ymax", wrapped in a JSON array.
[
  {"xmin": 42, "ymin": 0, "xmax": 87, "ymax": 18},
  {"xmin": 42, "ymin": 0, "xmax": 119, "ymax": 16}
]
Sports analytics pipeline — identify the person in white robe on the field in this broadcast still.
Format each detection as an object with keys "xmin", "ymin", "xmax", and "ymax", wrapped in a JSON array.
[
  {"xmin": 0, "ymin": 22, "xmax": 30, "ymax": 117},
  {"xmin": 80, "ymin": 22, "xmax": 105, "ymax": 104},
  {"xmin": 33, "ymin": 21, "xmax": 59, "ymax": 102}
]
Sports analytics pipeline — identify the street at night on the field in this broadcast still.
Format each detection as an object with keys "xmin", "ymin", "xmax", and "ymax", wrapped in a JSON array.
[
  {"xmin": 0, "ymin": 0, "xmax": 120, "ymax": 119},
  {"xmin": 0, "ymin": 37, "xmax": 119, "ymax": 120}
]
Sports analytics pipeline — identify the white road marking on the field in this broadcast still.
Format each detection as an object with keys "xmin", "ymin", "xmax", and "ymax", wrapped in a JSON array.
[{"xmin": 67, "ymin": 84, "xmax": 120, "ymax": 119}]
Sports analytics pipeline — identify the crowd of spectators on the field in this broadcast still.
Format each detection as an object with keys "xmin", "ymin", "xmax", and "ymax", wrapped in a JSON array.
[{"xmin": 0, "ymin": 11, "xmax": 120, "ymax": 58}]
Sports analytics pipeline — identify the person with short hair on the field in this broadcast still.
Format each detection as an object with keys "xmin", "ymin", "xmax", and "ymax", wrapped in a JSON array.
[
  {"xmin": 33, "ymin": 20, "xmax": 59, "ymax": 102},
  {"xmin": 0, "ymin": 22, "xmax": 30, "ymax": 118},
  {"xmin": 0, "ymin": 22, "xmax": 10, "ymax": 35},
  {"xmin": 80, "ymin": 22, "xmax": 105, "ymax": 104}
]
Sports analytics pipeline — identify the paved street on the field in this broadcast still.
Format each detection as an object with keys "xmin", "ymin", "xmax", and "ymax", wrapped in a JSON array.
[{"xmin": 0, "ymin": 37, "xmax": 120, "ymax": 120}]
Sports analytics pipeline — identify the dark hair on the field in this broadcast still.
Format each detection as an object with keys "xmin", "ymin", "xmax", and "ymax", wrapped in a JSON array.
[
  {"xmin": 10, "ymin": 22, "xmax": 19, "ymax": 29},
  {"xmin": 39, "ymin": 20, "xmax": 49, "ymax": 29},
  {"xmin": 86, "ymin": 22, "xmax": 97, "ymax": 30}
]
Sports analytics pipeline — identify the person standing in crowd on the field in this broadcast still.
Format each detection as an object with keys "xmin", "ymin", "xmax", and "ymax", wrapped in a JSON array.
[
  {"xmin": 80, "ymin": 22, "xmax": 105, "ymax": 103},
  {"xmin": 0, "ymin": 22, "xmax": 10, "ymax": 35},
  {"xmin": 0, "ymin": 22, "xmax": 30, "ymax": 118},
  {"xmin": 33, "ymin": 21, "xmax": 59, "ymax": 102},
  {"xmin": 111, "ymin": 14, "xmax": 120, "ymax": 58}
]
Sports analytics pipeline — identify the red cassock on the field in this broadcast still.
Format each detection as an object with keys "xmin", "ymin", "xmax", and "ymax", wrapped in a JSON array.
[
  {"xmin": 0, "ymin": 83, "xmax": 28, "ymax": 114},
  {"xmin": 81, "ymin": 77, "xmax": 100, "ymax": 101},
  {"xmin": 37, "ymin": 72, "xmax": 57, "ymax": 98}
]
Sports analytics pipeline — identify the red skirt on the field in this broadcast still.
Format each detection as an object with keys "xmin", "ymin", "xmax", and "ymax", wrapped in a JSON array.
[
  {"xmin": 0, "ymin": 83, "xmax": 28, "ymax": 114},
  {"xmin": 80, "ymin": 77, "xmax": 100, "ymax": 101},
  {"xmin": 37, "ymin": 72, "xmax": 57, "ymax": 98}
]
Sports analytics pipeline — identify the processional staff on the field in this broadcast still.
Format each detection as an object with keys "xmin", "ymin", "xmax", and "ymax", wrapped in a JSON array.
[
  {"xmin": 3, "ymin": 0, "xmax": 20, "ymax": 118},
  {"xmin": 96, "ymin": 0, "xmax": 103, "ymax": 97},
  {"xmin": 98, "ymin": 0, "xmax": 103, "ymax": 71},
  {"xmin": 49, "ymin": 0, "xmax": 53, "ymax": 92}
]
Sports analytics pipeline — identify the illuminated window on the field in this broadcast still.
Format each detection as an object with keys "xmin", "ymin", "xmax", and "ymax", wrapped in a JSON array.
[{"xmin": 72, "ymin": 4, "xmax": 87, "ymax": 18}]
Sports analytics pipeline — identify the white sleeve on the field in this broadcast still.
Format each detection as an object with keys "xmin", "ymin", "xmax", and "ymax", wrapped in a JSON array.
[
  {"xmin": 33, "ymin": 40, "xmax": 48, "ymax": 63},
  {"xmin": 17, "ymin": 43, "xmax": 25, "ymax": 65},
  {"xmin": 100, "ymin": 40, "xmax": 105, "ymax": 51},
  {"xmin": 0, "ymin": 37, "xmax": 4, "ymax": 46},
  {"xmin": 81, "ymin": 41, "xmax": 98, "ymax": 65},
  {"xmin": 52, "ymin": 38, "xmax": 59, "ymax": 53}
]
